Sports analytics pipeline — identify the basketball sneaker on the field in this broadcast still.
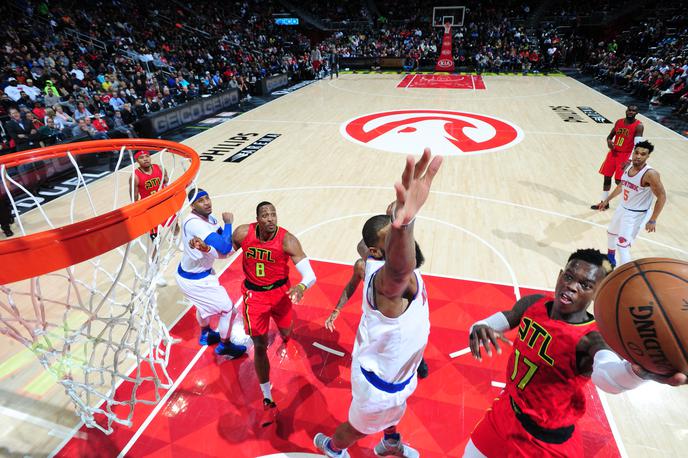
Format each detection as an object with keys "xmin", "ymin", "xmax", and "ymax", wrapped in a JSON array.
[
  {"xmin": 313, "ymin": 433, "xmax": 350, "ymax": 457},
  {"xmin": 373, "ymin": 437, "xmax": 419, "ymax": 457},
  {"xmin": 214, "ymin": 341, "xmax": 247, "ymax": 358},
  {"xmin": 199, "ymin": 328, "xmax": 221, "ymax": 346},
  {"xmin": 591, "ymin": 202, "xmax": 610, "ymax": 210},
  {"xmin": 417, "ymin": 358, "xmax": 429, "ymax": 379},
  {"xmin": 260, "ymin": 398, "xmax": 279, "ymax": 427}
]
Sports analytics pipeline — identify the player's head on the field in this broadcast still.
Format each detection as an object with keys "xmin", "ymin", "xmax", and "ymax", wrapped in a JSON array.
[
  {"xmin": 625, "ymin": 105, "xmax": 639, "ymax": 120},
  {"xmin": 553, "ymin": 249, "xmax": 611, "ymax": 317},
  {"xmin": 134, "ymin": 150, "xmax": 151, "ymax": 168},
  {"xmin": 188, "ymin": 188, "xmax": 211, "ymax": 217},
  {"xmin": 631, "ymin": 140, "xmax": 654, "ymax": 167},
  {"xmin": 256, "ymin": 201, "xmax": 277, "ymax": 235},
  {"xmin": 362, "ymin": 214, "xmax": 424, "ymax": 268}
]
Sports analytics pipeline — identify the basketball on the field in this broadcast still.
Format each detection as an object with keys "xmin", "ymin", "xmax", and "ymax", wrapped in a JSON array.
[{"xmin": 594, "ymin": 258, "xmax": 688, "ymax": 375}]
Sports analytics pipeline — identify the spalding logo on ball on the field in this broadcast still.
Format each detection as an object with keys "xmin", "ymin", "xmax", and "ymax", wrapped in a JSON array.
[{"xmin": 594, "ymin": 258, "xmax": 688, "ymax": 375}]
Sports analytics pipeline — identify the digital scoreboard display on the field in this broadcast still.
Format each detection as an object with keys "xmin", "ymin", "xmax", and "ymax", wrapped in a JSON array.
[{"xmin": 275, "ymin": 17, "xmax": 299, "ymax": 25}]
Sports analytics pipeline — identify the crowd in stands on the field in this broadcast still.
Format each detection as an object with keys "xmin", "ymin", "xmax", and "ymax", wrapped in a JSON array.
[
  {"xmin": 1, "ymin": 0, "xmax": 686, "ymax": 156},
  {"xmin": 582, "ymin": 14, "xmax": 688, "ymax": 118},
  {"xmin": 0, "ymin": 0, "xmax": 317, "ymax": 152}
]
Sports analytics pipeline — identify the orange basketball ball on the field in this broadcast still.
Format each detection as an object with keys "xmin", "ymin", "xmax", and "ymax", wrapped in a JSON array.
[{"xmin": 594, "ymin": 258, "xmax": 688, "ymax": 375}]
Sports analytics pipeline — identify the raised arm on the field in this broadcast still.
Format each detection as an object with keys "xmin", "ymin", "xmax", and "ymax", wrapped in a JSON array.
[{"xmin": 376, "ymin": 148, "xmax": 442, "ymax": 304}]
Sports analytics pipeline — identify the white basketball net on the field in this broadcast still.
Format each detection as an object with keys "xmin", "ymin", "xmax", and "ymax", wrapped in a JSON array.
[{"xmin": 0, "ymin": 146, "xmax": 196, "ymax": 434}]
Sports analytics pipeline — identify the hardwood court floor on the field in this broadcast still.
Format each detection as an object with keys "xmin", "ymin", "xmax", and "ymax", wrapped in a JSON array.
[{"xmin": 1, "ymin": 73, "xmax": 687, "ymax": 457}]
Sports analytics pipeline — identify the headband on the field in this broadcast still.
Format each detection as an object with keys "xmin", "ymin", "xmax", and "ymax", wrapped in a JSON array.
[
  {"xmin": 190, "ymin": 189, "xmax": 208, "ymax": 204},
  {"xmin": 134, "ymin": 150, "xmax": 149, "ymax": 160}
]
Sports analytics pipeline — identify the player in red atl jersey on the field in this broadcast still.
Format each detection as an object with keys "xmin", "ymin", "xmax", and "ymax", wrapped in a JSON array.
[
  {"xmin": 232, "ymin": 202, "xmax": 317, "ymax": 426},
  {"xmin": 131, "ymin": 150, "xmax": 168, "ymax": 201},
  {"xmin": 592, "ymin": 105, "xmax": 644, "ymax": 211},
  {"xmin": 463, "ymin": 249, "xmax": 687, "ymax": 458},
  {"xmin": 130, "ymin": 150, "xmax": 172, "ymax": 286}
]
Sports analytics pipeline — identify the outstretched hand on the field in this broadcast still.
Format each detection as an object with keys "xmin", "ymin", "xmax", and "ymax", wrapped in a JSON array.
[
  {"xmin": 469, "ymin": 324, "xmax": 512, "ymax": 361},
  {"xmin": 391, "ymin": 148, "xmax": 443, "ymax": 229},
  {"xmin": 632, "ymin": 365, "xmax": 688, "ymax": 386}
]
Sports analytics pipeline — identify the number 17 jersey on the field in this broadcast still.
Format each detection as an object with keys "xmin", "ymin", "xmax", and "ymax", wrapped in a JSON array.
[
  {"xmin": 505, "ymin": 297, "xmax": 597, "ymax": 429},
  {"xmin": 241, "ymin": 223, "xmax": 290, "ymax": 286}
]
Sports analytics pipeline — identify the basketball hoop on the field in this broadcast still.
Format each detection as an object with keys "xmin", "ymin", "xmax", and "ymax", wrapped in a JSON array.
[
  {"xmin": 0, "ymin": 139, "xmax": 199, "ymax": 433},
  {"xmin": 443, "ymin": 21, "xmax": 452, "ymax": 34}
]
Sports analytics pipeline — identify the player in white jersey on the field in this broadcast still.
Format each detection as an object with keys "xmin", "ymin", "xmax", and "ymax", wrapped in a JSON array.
[
  {"xmin": 598, "ymin": 140, "xmax": 666, "ymax": 267},
  {"xmin": 175, "ymin": 189, "xmax": 248, "ymax": 358},
  {"xmin": 314, "ymin": 148, "xmax": 442, "ymax": 458}
]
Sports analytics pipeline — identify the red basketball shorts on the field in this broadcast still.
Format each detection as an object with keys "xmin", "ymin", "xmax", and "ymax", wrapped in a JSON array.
[
  {"xmin": 470, "ymin": 394, "xmax": 583, "ymax": 458},
  {"xmin": 598, "ymin": 150, "xmax": 630, "ymax": 180},
  {"xmin": 242, "ymin": 283, "xmax": 293, "ymax": 336}
]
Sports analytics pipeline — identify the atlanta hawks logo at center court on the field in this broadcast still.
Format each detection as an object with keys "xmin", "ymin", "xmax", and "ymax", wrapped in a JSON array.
[{"xmin": 340, "ymin": 109, "xmax": 524, "ymax": 156}]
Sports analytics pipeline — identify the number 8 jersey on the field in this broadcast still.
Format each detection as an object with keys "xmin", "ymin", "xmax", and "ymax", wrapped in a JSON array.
[
  {"xmin": 241, "ymin": 223, "xmax": 290, "ymax": 286},
  {"xmin": 506, "ymin": 296, "xmax": 597, "ymax": 430}
]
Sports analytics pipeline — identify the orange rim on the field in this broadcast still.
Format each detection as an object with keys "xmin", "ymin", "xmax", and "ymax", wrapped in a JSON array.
[{"xmin": 0, "ymin": 139, "xmax": 199, "ymax": 284}]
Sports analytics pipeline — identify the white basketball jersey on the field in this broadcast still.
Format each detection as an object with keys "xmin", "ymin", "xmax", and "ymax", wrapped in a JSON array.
[
  {"xmin": 353, "ymin": 259, "xmax": 430, "ymax": 383},
  {"xmin": 620, "ymin": 163, "xmax": 653, "ymax": 211},
  {"xmin": 180, "ymin": 213, "xmax": 222, "ymax": 273}
]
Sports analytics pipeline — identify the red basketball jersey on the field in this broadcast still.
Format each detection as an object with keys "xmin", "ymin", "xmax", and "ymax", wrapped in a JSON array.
[
  {"xmin": 135, "ymin": 164, "xmax": 164, "ymax": 199},
  {"xmin": 505, "ymin": 296, "xmax": 597, "ymax": 429},
  {"xmin": 611, "ymin": 118, "xmax": 641, "ymax": 155},
  {"xmin": 241, "ymin": 223, "xmax": 290, "ymax": 286}
]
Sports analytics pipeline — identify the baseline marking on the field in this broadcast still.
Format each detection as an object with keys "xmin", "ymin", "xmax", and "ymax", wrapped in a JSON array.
[
  {"xmin": 450, "ymin": 347, "xmax": 472, "ymax": 358},
  {"xmin": 313, "ymin": 342, "xmax": 345, "ymax": 357}
]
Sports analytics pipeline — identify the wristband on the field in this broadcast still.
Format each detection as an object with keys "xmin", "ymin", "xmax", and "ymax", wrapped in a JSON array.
[
  {"xmin": 470, "ymin": 312, "xmax": 510, "ymax": 335},
  {"xmin": 391, "ymin": 202, "xmax": 416, "ymax": 228},
  {"xmin": 648, "ymin": 220, "xmax": 656, "ymax": 223},
  {"xmin": 296, "ymin": 283, "xmax": 306, "ymax": 292}
]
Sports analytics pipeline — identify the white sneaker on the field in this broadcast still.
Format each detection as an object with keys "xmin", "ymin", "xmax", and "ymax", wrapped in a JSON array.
[{"xmin": 155, "ymin": 275, "xmax": 168, "ymax": 287}]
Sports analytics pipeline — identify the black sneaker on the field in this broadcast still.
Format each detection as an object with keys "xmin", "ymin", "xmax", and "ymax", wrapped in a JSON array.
[
  {"xmin": 417, "ymin": 358, "xmax": 429, "ymax": 379},
  {"xmin": 260, "ymin": 398, "xmax": 278, "ymax": 427},
  {"xmin": 590, "ymin": 202, "xmax": 609, "ymax": 210}
]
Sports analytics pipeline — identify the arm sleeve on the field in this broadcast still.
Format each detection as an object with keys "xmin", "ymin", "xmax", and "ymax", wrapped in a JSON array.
[
  {"xmin": 295, "ymin": 257, "xmax": 316, "ymax": 289},
  {"xmin": 591, "ymin": 349, "xmax": 646, "ymax": 394},
  {"xmin": 469, "ymin": 312, "xmax": 511, "ymax": 334},
  {"xmin": 203, "ymin": 224, "xmax": 233, "ymax": 255}
]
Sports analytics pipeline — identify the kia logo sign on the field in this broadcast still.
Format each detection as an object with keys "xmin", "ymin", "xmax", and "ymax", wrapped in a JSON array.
[
  {"xmin": 437, "ymin": 59, "xmax": 453, "ymax": 67},
  {"xmin": 340, "ymin": 109, "xmax": 524, "ymax": 156}
]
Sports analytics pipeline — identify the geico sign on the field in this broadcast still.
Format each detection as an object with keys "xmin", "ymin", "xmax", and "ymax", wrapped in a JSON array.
[{"xmin": 151, "ymin": 90, "xmax": 239, "ymax": 133}]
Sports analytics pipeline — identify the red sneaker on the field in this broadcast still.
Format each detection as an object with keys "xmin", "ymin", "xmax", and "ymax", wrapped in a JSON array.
[{"xmin": 260, "ymin": 398, "xmax": 278, "ymax": 427}]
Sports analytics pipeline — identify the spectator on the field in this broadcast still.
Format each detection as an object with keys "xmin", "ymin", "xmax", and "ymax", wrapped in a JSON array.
[
  {"xmin": 4, "ymin": 79, "xmax": 21, "ymax": 102},
  {"xmin": 73, "ymin": 102, "xmax": 92, "ymax": 121},
  {"xmin": 5, "ymin": 108, "xmax": 36, "ymax": 151}
]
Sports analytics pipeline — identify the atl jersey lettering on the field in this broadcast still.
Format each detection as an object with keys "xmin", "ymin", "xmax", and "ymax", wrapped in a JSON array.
[
  {"xmin": 611, "ymin": 118, "xmax": 641, "ymax": 155},
  {"xmin": 135, "ymin": 164, "xmax": 164, "ymax": 199},
  {"xmin": 505, "ymin": 296, "xmax": 597, "ymax": 429},
  {"xmin": 241, "ymin": 223, "xmax": 290, "ymax": 285}
]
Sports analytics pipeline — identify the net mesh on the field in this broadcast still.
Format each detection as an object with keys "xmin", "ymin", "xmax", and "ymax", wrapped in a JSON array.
[{"xmin": 0, "ymin": 144, "xmax": 196, "ymax": 433}]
